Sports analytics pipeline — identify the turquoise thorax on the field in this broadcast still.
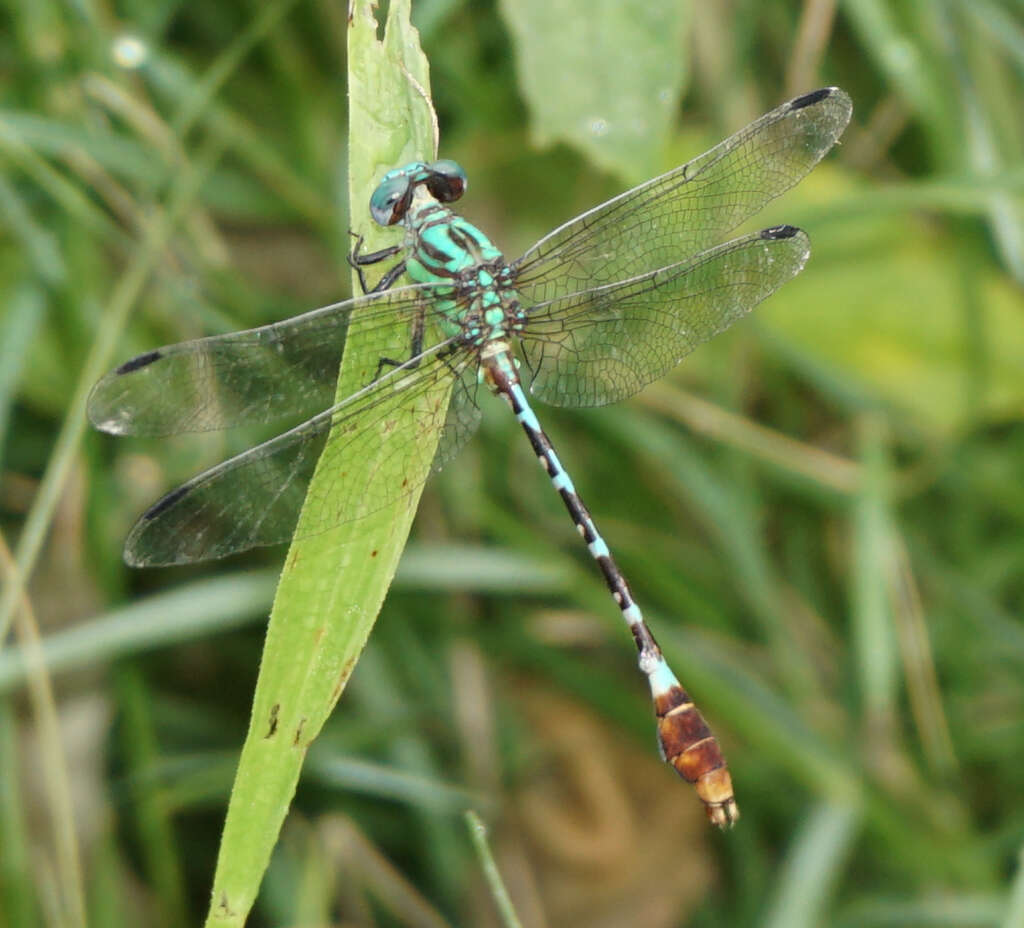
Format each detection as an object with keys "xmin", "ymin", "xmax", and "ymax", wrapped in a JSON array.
[
  {"xmin": 370, "ymin": 161, "xmax": 520, "ymax": 342},
  {"xmin": 404, "ymin": 196, "xmax": 504, "ymax": 284}
]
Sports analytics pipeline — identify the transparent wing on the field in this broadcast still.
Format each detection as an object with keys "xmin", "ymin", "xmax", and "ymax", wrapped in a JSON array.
[
  {"xmin": 520, "ymin": 226, "xmax": 811, "ymax": 408},
  {"xmin": 430, "ymin": 358, "xmax": 484, "ymax": 475},
  {"xmin": 122, "ymin": 342, "xmax": 481, "ymax": 566},
  {"xmin": 511, "ymin": 88, "xmax": 850, "ymax": 304},
  {"xmin": 88, "ymin": 281, "xmax": 459, "ymax": 437}
]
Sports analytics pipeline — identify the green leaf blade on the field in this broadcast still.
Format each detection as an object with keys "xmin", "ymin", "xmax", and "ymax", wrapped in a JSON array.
[{"xmin": 203, "ymin": 3, "xmax": 438, "ymax": 924}]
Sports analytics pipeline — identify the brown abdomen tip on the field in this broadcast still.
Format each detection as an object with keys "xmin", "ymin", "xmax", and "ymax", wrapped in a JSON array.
[
  {"xmin": 657, "ymin": 690, "xmax": 738, "ymax": 828},
  {"xmin": 696, "ymin": 768, "xmax": 739, "ymax": 828}
]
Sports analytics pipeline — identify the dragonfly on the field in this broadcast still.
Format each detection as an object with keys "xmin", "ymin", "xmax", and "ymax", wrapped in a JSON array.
[{"xmin": 89, "ymin": 87, "xmax": 852, "ymax": 827}]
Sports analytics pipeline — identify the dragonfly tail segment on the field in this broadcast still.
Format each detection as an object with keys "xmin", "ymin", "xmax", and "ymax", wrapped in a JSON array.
[
  {"xmin": 485, "ymin": 349, "xmax": 738, "ymax": 827},
  {"xmin": 647, "ymin": 654, "xmax": 739, "ymax": 828}
]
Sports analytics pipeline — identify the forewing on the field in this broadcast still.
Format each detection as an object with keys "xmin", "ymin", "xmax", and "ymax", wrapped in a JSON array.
[
  {"xmin": 512, "ymin": 88, "xmax": 850, "ymax": 304},
  {"xmin": 88, "ymin": 282, "xmax": 453, "ymax": 437},
  {"xmin": 123, "ymin": 342, "xmax": 478, "ymax": 566},
  {"xmin": 520, "ymin": 227, "xmax": 811, "ymax": 408}
]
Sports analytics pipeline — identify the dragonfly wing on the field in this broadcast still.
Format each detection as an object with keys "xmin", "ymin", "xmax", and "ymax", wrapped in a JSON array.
[
  {"xmin": 88, "ymin": 283, "xmax": 452, "ymax": 437},
  {"xmin": 123, "ymin": 340, "xmax": 475, "ymax": 566},
  {"xmin": 511, "ymin": 88, "xmax": 850, "ymax": 304},
  {"xmin": 520, "ymin": 226, "xmax": 811, "ymax": 408},
  {"xmin": 430, "ymin": 359, "xmax": 484, "ymax": 475}
]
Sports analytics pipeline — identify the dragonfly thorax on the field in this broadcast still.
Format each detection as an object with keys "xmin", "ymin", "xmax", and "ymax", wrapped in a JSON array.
[
  {"xmin": 370, "ymin": 161, "xmax": 526, "ymax": 343},
  {"xmin": 397, "ymin": 193, "xmax": 525, "ymax": 343},
  {"xmin": 403, "ymin": 196, "xmax": 505, "ymax": 282}
]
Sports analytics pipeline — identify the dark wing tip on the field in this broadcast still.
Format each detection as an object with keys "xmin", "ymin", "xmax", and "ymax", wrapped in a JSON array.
[
  {"xmin": 790, "ymin": 87, "xmax": 835, "ymax": 110},
  {"xmin": 141, "ymin": 484, "xmax": 192, "ymax": 521},
  {"xmin": 761, "ymin": 224, "xmax": 801, "ymax": 240},
  {"xmin": 123, "ymin": 484, "xmax": 195, "ymax": 567},
  {"xmin": 116, "ymin": 349, "xmax": 162, "ymax": 375}
]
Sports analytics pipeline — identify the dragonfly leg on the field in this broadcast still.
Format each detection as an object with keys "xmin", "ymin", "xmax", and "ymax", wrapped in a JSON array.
[
  {"xmin": 484, "ymin": 351, "xmax": 739, "ymax": 828},
  {"xmin": 371, "ymin": 307, "xmax": 426, "ymax": 383},
  {"xmin": 436, "ymin": 340, "xmax": 468, "ymax": 380},
  {"xmin": 348, "ymin": 232, "xmax": 406, "ymax": 294},
  {"xmin": 347, "ymin": 231, "xmax": 425, "ymax": 383}
]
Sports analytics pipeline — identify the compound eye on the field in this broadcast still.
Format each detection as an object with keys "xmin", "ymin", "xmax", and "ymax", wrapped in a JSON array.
[
  {"xmin": 369, "ymin": 176, "xmax": 412, "ymax": 226},
  {"xmin": 425, "ymin": 159, "xmax": 467, "ymax": 203}
]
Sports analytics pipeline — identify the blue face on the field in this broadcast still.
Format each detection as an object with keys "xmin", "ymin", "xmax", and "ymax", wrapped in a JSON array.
[{"xmin": 369, "ymin": 160, "xmax": 468, "ymax": 226}]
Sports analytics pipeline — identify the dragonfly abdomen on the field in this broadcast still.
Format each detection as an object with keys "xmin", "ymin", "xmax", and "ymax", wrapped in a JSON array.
[{"xmin": 484, "ymin": 349, "xmax": 738, "ymax": 826}]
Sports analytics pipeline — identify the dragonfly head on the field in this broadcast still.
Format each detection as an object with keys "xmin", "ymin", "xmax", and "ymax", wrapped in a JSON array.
[
  {"xmin": 370, "ymin": 160, "xmax": 468, "ymax": 226},
  {"xmin": 423, "ymin": 159, "xmax": 467, "ymax": 203},
  {"xmin": 370, "ymin": 174, "xmax": 413, "ymax": 226}
]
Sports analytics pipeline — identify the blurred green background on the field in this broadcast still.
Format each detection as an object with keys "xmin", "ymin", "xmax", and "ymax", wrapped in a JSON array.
[{"xmin": 2, "ymin": 0, "xmax": 1024, "ymax": 926}]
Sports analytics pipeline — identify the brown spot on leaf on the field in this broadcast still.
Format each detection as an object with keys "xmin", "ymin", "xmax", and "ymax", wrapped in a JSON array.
[
  {"xmin": 265, "ymin": 704, "xmax": 280, "ymax": 738},
  {"xmin": 216, "ymin": 892, "xmax": 234, "ymax": 916}
]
